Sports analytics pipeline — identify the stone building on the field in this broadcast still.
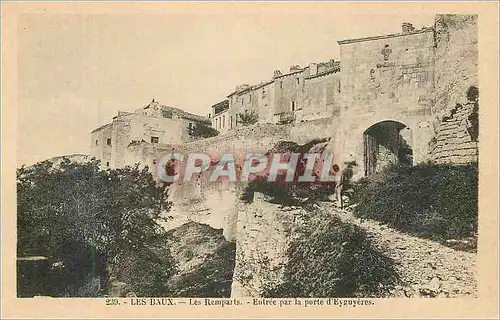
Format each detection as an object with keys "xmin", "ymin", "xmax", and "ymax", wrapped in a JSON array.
[
  {"xmin": 211, "ymin": 100, "xmax": 230, "ymax": 133},
  {"xmin": 333, "ymin": 16, "xmax": 477, "ymax": 178},
  {"xmin": 90, "ymin": 15, "xmax": 478, "ymax": 178},
  {"xmin": 224, "ymin": 59, "xmax": 341, "ymax": 129},
  {"xmin": 209, "ymin": 16, "xmax": 477, "ymax": 178},
  {"xmin": 90, "ymin": 99, "xmax": 209, "ymax": 168}
]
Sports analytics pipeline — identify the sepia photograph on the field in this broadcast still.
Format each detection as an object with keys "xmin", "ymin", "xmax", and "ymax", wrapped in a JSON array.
[{"xmin": 2, "ymin": 1, "xmax": 499, "ymax": 319}]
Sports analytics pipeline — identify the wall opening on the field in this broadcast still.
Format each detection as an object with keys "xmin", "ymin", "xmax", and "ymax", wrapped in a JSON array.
[{"xmin": 363, "ymin": 120, "xmax": 413, "ymax": 176}]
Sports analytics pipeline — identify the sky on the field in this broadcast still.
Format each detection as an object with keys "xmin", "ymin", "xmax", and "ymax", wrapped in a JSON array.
[{"xmin": 16, "ymin": 6, "xmax": 436, "ymax": 166}]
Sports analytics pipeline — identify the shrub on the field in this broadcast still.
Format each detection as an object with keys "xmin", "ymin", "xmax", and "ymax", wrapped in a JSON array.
[
  {"xmin": 167, "ymin": 242, "xmax": 236, "ymax": 298},
  {"xmin": 350, "ymin": 162, "xmax": 478, "ymax": 243},
  {"xmin": 187, "ymin": 122, "xmax": 219, "ymax": 139},
  {"xmin": 262, "ymin": 211, "xmax": 399, "ymax": 298},
  {"xmin": 17, "ymin": 159, "xmax": 176, "ymax": 297},
  {"xmin": 238, "ymin": 111, "xmax": 259, "ymax": 126}
]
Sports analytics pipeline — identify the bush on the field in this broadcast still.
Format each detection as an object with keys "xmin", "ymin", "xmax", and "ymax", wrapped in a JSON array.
[
  {"xmin": 238, "ymin": 111, "xmax": 259, "ymax": 126},
  {"xmin": 187, "ymin": 122, "xmax": 219, "ymax": 139},
  {"xmin": 350, "ymin": 162, "xmax": 478, "ymax": 243},
  {"xmin": 17, "ymin": 159, "xmax": 176, "ymax": 296},
  {"xmin": 168, "ymin": 242, "xmax": 236, "ymax": 297},
  {"xmin": 262, "ymin": 211, "xmax": 399, "ymax": 298}
]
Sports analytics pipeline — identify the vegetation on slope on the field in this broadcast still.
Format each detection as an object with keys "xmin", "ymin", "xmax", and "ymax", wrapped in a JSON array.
[
  {"xmin": 166, "ymin": 222, "xmax": 236, "ymax": 298},
  {"xmin": 350, "ymin": 162, "xmax": 478, "ymax": 249},
  {"xmin": 17, "ymin": 158, "xmax": 176, "ymax": 297},
  {"xmin": 240, "ymin": 138, "xmax": 399, "ymax": 298},
  {"xmin": 261, "ymin": 210, "xmax": 399, "ymax": 298}
]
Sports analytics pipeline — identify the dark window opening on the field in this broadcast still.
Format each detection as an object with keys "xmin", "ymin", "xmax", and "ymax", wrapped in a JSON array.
[
  {"xmin": 280, "ymin": 82, "xmax": 283, "ymax": 89},
  {"xmin": 291, "ymin": 101, "xmax": 296, "ymax": 111},
  {"xmin": 106, "ymin": 161, "xmax": 110, "ymax": 167},
  {"xmin": 230, "ymin": 116, "xmax": 233, "ymax": 129},
  {"xmin": 151, "ymin": 136, "xmax": 159, "ymax": 144},
  {"xmin": 106, "ymin": 138, "xmax": 111, "ymax": 146},
  {"xmin": 222, "ymin": 115, "xmax": 225, "ymax": 128},
  {"xmin": 296, "ymin": 78, "xmax": 300, "ymax": 85},
  {"xmin": 162, "ymin": 109, "xmax": 173, "ymax": 118},
  {"xmin": 95, "ymin": 140, "xmax": 98, "ymax": 146}
]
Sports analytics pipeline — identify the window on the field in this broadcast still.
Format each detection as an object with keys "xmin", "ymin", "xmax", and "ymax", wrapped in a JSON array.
[
  {"xmin": 106, "ymin": 161, "xmax": 110, "ymax": 167},
  {"xmin": 95, "ymin": 139, "xmax": 98, "ymax": 146},
  {"xmin": 241, "ymin": 98, "xmax": 243, "ymax": 106},
  {"xmin": 151, "ymin": 136, "xmax": 159, "ymax": 144},
  {"xmin": 249, "ymin": 95, "xmax": 252, "ymax": 103},
  {"xmin": 291, "ymin": 101, "xmax": 296, "ymax": 111},
  {"xmin": 106, "ymin": 138, "xmax": 112, "ymax": 146},
  {"xmin": 230, "ymin": 116, "xmax": 233, "ymax": 129},
  {"xmin": 296, "ymin": 78, "xmax": 300, "ymax": 85},
  {"xmin": 222, "ymin": 115, "xmax": 225, "ymax": 128},
  {"xmin": 188, "ymin": 123, "xmax": 193, "ymax": 130},
  {"xmin": 280, "ymin": 82, "xmax": 283, "ymax": 89}
]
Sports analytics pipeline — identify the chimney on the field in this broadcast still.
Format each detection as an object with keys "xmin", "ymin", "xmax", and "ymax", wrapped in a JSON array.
[
  {"xmin": 309, "ymin": 63, "xmax": 318, "ymax": 76},
  {"xmin": 402, "ymin": 22, "xmax": 415, "ymax": 34}
]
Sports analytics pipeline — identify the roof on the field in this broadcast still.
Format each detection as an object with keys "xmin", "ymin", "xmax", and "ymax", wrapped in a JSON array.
[
  {"xmin": 91, "ymin": 122, "xmax": 113, "ymax": 133},
  {"xmin": 337, "ymin": 27, "xmax": 434, "ymax": 45},
  {"xmin": 273, "ymin": 68, "xmax": 305, "ymax": 79},
  {"xmin": 212, "ymin": 100, "xmax": 229, "ymax": 115},
  {"xmin": 140, "ymin": 100, "xmax": 210, "ymax": 123}
]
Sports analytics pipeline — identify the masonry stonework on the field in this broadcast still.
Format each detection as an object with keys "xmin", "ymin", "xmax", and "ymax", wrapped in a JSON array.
[{"xmin": 88, "ymin": 15, "xmax": 479, "ymax": 298}]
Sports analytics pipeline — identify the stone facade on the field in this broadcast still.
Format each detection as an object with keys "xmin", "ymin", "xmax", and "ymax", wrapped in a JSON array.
[
  {"xmin": 90, "ymin": 100, "xmax": 209, "ymax": 168},
  {"xmin": 211, "ymin": 100, "xmax": 230, "ymax": 133},
  {"xmin": 225, "ymin": 60, "xmax": 341, "ymax": 129},
  {"xmin": 429, "ymin": 101, "xmax": 478, "ymax": 164},
  {"xmin": 332, "ymin": 24, "xmax": 437, "ymax": 179},
  {"xmin": 88, "ymin": 15, "xmax": 479, "ymax": 297}
]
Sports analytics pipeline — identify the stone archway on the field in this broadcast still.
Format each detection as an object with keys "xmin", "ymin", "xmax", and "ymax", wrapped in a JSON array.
[{"xmin": 363, "ymin": 120, "xmax": 413, "ymax": 176}]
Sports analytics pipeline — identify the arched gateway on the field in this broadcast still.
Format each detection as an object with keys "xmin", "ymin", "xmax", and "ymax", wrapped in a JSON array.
[{"xmin": 363, "ymin": 120, "xmax": 413, "ymax": 176}]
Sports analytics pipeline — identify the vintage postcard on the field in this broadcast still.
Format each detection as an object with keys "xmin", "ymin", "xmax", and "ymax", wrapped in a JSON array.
[{"xmin": 1, "ymin": 1, "xmax": 499, "ymax": 319}]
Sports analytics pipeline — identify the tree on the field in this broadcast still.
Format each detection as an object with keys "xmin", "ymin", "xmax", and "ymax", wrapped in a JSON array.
[
  {"xmin": 187, "ymin": 122, "xmax": 219, "ymax": 138},
  {"xmin": 238, "ymin": 111, "xmax": 259, "ymax": 126},
  {"xmin": 17, "ymin": 158, "xmax": 177, "ymax": 297}
]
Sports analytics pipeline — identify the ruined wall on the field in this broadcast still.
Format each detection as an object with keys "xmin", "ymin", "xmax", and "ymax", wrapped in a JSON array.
[
  {"xmin": 430, "ymin": 14, "xmax": 478, "ymax": 164},
  {"xmin": 429, "ymin": 101, "xmax": 478, "ymax": 164},
  {"xmin": 433, "ymin": 14, "xmax": 478, "ymax": 116}
]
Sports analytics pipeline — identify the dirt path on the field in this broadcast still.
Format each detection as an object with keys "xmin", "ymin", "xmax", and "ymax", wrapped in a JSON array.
[{"xmin": 322, "ymin": 202, "xmax": 477, "ymax": 298}]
